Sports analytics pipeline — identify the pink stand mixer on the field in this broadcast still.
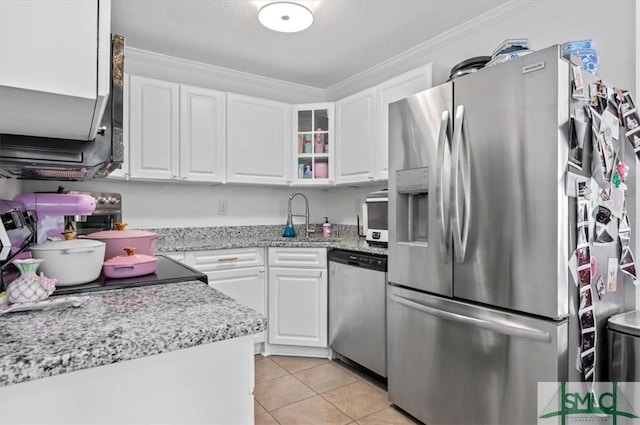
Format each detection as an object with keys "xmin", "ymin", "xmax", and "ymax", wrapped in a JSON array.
[{"xmin": 12, "ymin": 193, "xmax": 97, "ymax": 243}]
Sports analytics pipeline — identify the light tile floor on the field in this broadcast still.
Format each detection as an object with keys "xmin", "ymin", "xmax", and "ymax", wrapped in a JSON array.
[{"xmin": 254, "ymin": 355, "xmax": 421, "ymax": 425}]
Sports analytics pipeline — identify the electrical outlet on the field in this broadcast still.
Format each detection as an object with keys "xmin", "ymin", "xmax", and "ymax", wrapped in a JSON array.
[
  {"xmin": 355, "ymin": 198, "xmax": 362, "ymax": 213},
  {"xmin": 218, "ymin": 200, "xmax": 228, "ymax": 215}
]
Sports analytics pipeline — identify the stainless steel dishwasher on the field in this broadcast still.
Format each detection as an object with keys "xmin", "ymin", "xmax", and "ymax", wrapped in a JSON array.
[{"xmin": 328, "ymin": 249, "xmax": 388, "ymax": 377}]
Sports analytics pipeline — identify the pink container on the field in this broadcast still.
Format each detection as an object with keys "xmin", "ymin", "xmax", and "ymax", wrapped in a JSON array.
[
  {"xmin": 314, "ymin": 162, "xmax": 328, "ymax": 178},
  {"xmin": 85, "ymin": 223, "xmax": 161, "ymax": 260},
  {"xmin": 103, "ymin": 247, "xmax": 158, "ymax": 278}
]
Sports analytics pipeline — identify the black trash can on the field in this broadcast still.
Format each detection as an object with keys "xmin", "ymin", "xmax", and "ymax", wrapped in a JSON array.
[{"xmin": 608, "ymin": 310, "xmax": 640, "ymax": 381}]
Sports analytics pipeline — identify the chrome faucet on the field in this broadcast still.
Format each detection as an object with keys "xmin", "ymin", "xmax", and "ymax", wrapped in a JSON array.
[{"xmin": 288, "ymin": 192, "xmax": 315, "ymax": 238}]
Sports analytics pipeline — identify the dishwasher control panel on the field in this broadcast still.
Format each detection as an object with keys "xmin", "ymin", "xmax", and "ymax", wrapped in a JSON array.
[{"xmin": 328, "ymin": 249, "xmax": 387, "ymax": 272}]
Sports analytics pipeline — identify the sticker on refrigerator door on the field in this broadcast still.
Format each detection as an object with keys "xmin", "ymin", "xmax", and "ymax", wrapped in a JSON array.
[
  {"xmin": 594, "ymin": 206, "xmax": 615, "ymax": 245},
  {"xmin": 569, "ymin": 118, "xmax": 584, "ymax": 170},
  {"xmin": 571, "ymin": 65, "xmax": 585, "ymax": 99},
  {"xmin": 578, "ymin": 285, "xmax": 594, "ymax": 311},
  {"xmin": 601, "ymin": 108, "xmax": 620, "ymax": 140},
  {"xmin": 581, "ymin": 329, "xmax": 596, "ymax": 352},
  {"xmin": 594, "ymin": 275, "xmax": 605, "ymax": 299},
  {"xmin": 606, "ymin": 257, "xmax": 618, "ymax": 292},
  {"xmin": 618, "ymin": 206, "xmax": 638, "ymax": 285},
  {"xmin": 569, "ymin": 251, "xmax": 579, "ymax": 286}
]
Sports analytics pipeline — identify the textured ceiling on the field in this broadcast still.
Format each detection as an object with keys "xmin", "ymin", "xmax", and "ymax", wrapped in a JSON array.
[{"xmin": 112, "ymin": 0, "xmax": 510, "ymax": 89}]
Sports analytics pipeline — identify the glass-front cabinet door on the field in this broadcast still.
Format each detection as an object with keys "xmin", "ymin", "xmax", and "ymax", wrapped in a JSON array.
[{"xmin": 292, "ymin": 103, "xmax": 334, "ymax": 185}]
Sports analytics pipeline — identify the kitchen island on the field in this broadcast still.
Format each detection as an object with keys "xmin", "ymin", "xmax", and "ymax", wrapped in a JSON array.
[{"xmin": 0, "ymin": 280, "xmax": 267, "ymax": 424}]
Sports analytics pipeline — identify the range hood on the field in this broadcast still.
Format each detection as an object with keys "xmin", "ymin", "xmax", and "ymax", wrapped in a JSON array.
[{"xmin": 0, "ymin": 35, "xmax": 124, "ymax": 181}]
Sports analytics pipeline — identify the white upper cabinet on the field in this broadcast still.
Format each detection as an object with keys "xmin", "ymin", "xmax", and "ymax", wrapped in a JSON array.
[
  {"xmin": 0, "ymin": 0, "xmax": 111, "ymax": 140},
  {"xmin": 227, "ymin": 94, "xmax": 291, "ymax": 185},
  {"xmin": 375, "ymin": 63, "xmax": 448, "ymax": 181},
  {"xmin": 128, "ymin": 76, "xmax": 180, "ymax": 180},
  {"xmin": 180, "ymin": 85, "xmax": 226, "ymax": 182},
  {"xmin": 335, "ymin": 88, "xmax": 377, "ymax": 184},
  {"xmin": 128, "ymin": 76, "xmax": 226, "ymax": 182},
  {"xmin": 291, "ymin": 103, "xmax": 335, "ymax": 186}
]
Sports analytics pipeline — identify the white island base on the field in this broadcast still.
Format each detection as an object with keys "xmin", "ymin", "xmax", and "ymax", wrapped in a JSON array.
[{"xmin": 1, "ymin": 335, "xmax": 255, "ymax": 425}]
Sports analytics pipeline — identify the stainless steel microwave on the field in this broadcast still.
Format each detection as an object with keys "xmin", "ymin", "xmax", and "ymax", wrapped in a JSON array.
[{"xmin": 363, "ymin": 189, "xmax": 388, "ymax": 246}]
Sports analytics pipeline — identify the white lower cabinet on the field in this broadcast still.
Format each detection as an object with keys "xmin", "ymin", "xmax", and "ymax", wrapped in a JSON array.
[
  {"xmin": 207, "ymin": 267, "xmax": 266, "ymax": 344},
  {"xmin": 183, "ymin": 248, "xmax": 266, "ymax": 345},
  {"xmin": 267, "ymin": 248, "xmax": 327, "ymax": 349}
]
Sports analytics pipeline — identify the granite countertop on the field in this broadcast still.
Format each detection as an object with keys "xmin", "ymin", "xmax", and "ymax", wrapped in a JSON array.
[
  {"xmin": 151, "ymin": 225, "xmax": 388, "ymax": 256},
  {"xmin": 0, "ymin": 281, "xmax": 267, "ymax": 387}
]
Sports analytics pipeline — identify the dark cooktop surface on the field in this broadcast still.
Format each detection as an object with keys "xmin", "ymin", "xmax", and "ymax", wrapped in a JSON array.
[{"xmin": 53, "ymin": 255, "xmax": 208, "ymax": 296}]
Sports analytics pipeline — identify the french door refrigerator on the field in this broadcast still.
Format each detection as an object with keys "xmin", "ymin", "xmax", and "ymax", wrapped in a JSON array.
[{"xmin": 387, "ymin": 45, "xmax": 636, "ymax": 425}]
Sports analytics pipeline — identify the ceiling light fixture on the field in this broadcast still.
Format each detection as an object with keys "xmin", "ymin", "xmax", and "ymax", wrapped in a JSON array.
[{"xmin": 258, "ymin": 1, "xmax": 314, "ymax": 33}]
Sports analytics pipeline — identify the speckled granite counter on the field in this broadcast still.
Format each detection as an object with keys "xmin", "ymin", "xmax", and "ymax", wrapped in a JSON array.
[
  {"xmin": 150, "ymin": 224, "xmax": 388, "ymax": 256},
  {"xmin": 0, "ymin": 281, "xmax": 267, "ymax": 387}
]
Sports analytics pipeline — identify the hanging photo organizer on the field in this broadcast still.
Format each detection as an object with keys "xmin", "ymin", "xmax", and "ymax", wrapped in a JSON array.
[{"xmin": 569, "ymin": 69, "xmax": 638, "ymax": 387}]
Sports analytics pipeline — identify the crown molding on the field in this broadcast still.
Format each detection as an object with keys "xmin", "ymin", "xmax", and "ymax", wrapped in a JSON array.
[
  {"xmin": 125, "ymin": 46, "xmax": 325, "ymax": 102},
  {"xmin": 326, "ymin": 0, "xmax": 544, "ymax": 99}
]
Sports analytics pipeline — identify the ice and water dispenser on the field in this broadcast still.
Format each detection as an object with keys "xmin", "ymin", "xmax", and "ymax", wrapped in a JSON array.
[{"xmin": 395, "ymin": 167, "xmax": 430, "ymax": 244}]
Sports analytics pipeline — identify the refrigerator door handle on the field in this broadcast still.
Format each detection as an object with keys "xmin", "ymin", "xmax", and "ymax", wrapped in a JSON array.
[
  {"xmin": 435, "ymin": 110, "xmax": 451, "ymax": 263},
  {"xmin": 452, "ymin": 105, "xmax": 471, "ymax": 263},
  {"xmin": 389, "ymin": 294, "xmax": 552, "ymax": 343}
]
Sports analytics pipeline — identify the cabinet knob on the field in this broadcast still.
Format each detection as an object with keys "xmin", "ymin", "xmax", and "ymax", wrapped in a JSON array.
[
  {"xmin": 171, "ymin": 174, "xmax": 178, "ymax": 179},
  {"xmin": 181, "ymin": 176, "xmax": 188, "ymax": 180}
]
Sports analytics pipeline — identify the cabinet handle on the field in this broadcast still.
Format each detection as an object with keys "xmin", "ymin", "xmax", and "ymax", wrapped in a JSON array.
[
  {"xmin": 171, "ymin": 174, "xmax": 178, "ymax": 179},
  {"xmin": 217, "ymin": 257, "xmax": 239, "ymax": 262},
  {"xmin": 181, "ymin": 176, "xmax": 188, "ymax": 180}
]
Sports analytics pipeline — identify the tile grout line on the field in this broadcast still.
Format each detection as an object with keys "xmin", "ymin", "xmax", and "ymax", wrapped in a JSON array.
[
  {"xmin": 317, "ymin": 380, "xmax": 391, "ymax": 423},
  {"xmin": 256, "ymin": 356, "xmax": 399, "ymax": 424}
]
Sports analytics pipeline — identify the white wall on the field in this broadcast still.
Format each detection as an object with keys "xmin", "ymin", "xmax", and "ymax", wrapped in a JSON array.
[
  {"xmin": 21, "ymin": 179, "xmax": 334, "ymax": 229},
  {"xmin": 0, "ymin": 179, "xmax": 22, "ymax": 200},
  {"xmin": 328, "ymin": 0, "xmax": 637, "ymax": 99},
  {"xmin": 20, "ymin": 179, "xmax": 386, "ymax": 228}
]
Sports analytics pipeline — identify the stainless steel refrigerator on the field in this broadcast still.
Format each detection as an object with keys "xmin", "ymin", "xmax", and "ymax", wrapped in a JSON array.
[{"xmin": 387, "ymin": 45, "xmax": 637, "ymax": 425}]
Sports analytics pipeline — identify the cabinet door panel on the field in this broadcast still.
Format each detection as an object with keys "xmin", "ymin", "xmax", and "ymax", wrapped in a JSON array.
[
  {"xmin": 208, "ymin": 267, "xmax": 266, "ymax": 343},
  {"xmin": 180, "ymin": 85, "xmax": 225, "ymax": 182},
  {"xmin": 291, "ymin": 103, "xmax": 335, "ymax": 186},
  {"xmin": 129, "ymin": 76, "xmax": 179, "ymax": 180},
  {"xmin": 227, "ymin": 94, "xmax": 291, "ymax": 185},
  {"xmin": 335, "ymin": 88, "xmax": 376, "ymax": 184},
  {"xmin": 268, "ymin": 267, "xmax": 327, "ymax": 347},
  {"xmin": 268, "ymin": 247, "xmax": 326, "ymax": 268},
  {"xmin": 186, "ymin": 248, "xmax": 265, "ymax": 271},
  {"xmin": 0, "ymin": 0, "xmax": 108, "ymax": 140}
]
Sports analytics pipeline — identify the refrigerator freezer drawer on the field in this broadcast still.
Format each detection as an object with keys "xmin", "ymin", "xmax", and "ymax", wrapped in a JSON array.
[{"xmin": 387, "ymin": 284, "xmax": 568, "ymax": 425}]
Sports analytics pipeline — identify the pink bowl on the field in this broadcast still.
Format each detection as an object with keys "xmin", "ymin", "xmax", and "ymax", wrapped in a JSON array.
[
  {"xmin": 85, "ymin": 226, "xmax": 160, "ymax": 260},
  {"xmin": 103, "ymin": 249, "xmax": 158, "ymax": 278},
  {"xmin": 314, "ymin": 162, "xmax": 328, "ymax": 178}
]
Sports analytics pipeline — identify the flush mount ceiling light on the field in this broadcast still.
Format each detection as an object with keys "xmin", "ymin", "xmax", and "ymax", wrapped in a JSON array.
[{"xmin": 258, "ymin": 1, "xmax": 314, "ymax": 33}]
